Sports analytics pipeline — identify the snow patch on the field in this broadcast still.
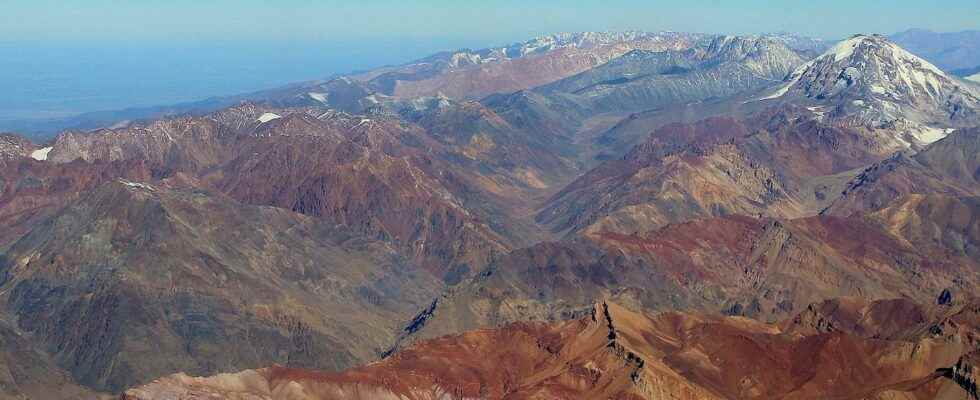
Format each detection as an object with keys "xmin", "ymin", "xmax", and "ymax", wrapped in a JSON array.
[
  {"xmin": 119, "ymin": 179, "xmax": 154, "ymax": 191},
  {"xmin": 967, "ymin": 73, "xmax": 980, "ymax": 83},
  {"xmin": 909, "ymin": 126, "xmax": 954, "ymax": 144},
  {"xmin": 756, "ymin": 83, "xmax": 792, "ymax": 100},
  {"xmin": 30, "ymin": 146, "xmax": 52, "ymax": 161},
  {"xmin": 750, "ymin": 56, "xmax": 815, "ymax": 102},
  {"xmin": 450, "ymin": 52, "xmax": 483, "ymax": 67},
  {"xmin": 257, "ymin": 113, "xmax": 282, "ymax": 123},
  {"xmin": 827, "ymin": 36, "xmax": 866, "ymax": 62},
  {"xmin": 886, "ymin": 41, "xmax": 946, "ymax": 77},
  {"xmin": 307, "ymin": 92, "xmax": 327, "ymax": 103}
]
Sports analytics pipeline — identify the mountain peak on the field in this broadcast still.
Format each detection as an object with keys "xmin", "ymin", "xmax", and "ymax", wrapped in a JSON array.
[
  {"xmin": 439, "ymin": 31, "xmax": 706, "ymax": 66},
  {"xmin": 824, "ymin": 34, "xmax": 942, "ymax": 73},
  {"xmin": 703, "ymin": 34, "xmax": 797, "ymax": 60},
  {"xmin": 763, "ymin": 33, "xmax": 980, "ymax": 135}
]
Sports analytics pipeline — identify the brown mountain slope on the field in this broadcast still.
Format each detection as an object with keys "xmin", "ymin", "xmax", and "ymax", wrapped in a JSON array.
[
  {"xmin": 395, "ymin": 194, "xmax": 980, "ymax": 349},
  {"xmin": 122, "ymin": 301, "xmax": 977, "ymax": 400},
  {"xmin": 783, "ymin": 296, "xmax": 980, "ymax": 346},
  {"xmin": 823, "ymin": 127, "xmax": 980, "ymax": 216},
  {"xmin": 0, "ymin": 180, "xmax": 443, "ymax": 393},
  {"xmin": 0, "ymin": 157, "xmax": 151, "ymax": 247},
  {"xmin": 363, "ymin": 32, "xmax": 705, "ymax": 100},
  {"xmin": 538, "ymin": 107, "xmax": 889, "ymax": 236},
  {"xmin": 207, "ymin": 114, "xmax": 512, "ymax": 279},
  {"xmin": 259, "ymin": 32, "xmax": 706, "ymax": 114},
  {"xmin": 40, "ymin": 105, "xmax": 527, "ymax": 280},
  {"xmin": 539, "ymin": 37, "xmax": 980, "ymax": 237},
  {"xmin": 406, "ymin": 98, "xmax": 582, "ymax": 193},
  {"xmin": 0, "ymin": 319, "xmax": 100, "ymax": 400}
]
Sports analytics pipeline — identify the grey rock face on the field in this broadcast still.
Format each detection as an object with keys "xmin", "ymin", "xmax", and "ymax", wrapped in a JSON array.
[{"xmin": 536, "ymin": 35, "xmax": 806, "ymax": 114}]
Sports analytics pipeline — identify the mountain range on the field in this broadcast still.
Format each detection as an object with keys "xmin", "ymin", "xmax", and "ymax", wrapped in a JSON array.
[
  {"xmin": 9, "ymin": 28, "xmax": 980, "ymax": 139},
  {"xmin": 0, "ymin": 29, "xmax": 979, "ymax": 399},
  {"xmin": 890, "ymin": 29, "xmax": 980, "ymax": 72}
]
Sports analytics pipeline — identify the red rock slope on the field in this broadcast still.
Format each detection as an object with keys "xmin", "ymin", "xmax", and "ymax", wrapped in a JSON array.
[{"xmin": 122, "ymin": 300, "xmax": 979, "ymax": 399}]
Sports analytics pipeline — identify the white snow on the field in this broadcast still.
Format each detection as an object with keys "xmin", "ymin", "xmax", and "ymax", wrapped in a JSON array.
[
  {"xmin": 30, "ymin": 146, "xmax": 52, "ymax": 161},
  {"xmin": 909, "ymin": 126, "xmax": 954, "ymax": 144},
  {"xmin": 793, "ymin": 35, "xmax": 952, "ymax": 105},
  {"xmin": 878, "ymin": 40, "xmax": 947, "ymax": 99},
  {"xmin": 450, "ymin": 52, "xmax": 483, "ymax": 67},
  {"xmin": 886, "ymin": 42, "xmax": 946, "ymax": 77},
  {"xmin": 307, "ymin": 92, "xmax": 327, "ymax": 103},
  {"xmin": 257, "ymin": 113, "xmax": 282, "ymax": 123},
  {"xmin": 821, "ymin": 37, "xmax": 947, "ymax": 95},
  {"xmin": 828, "ymin": 36, "xmax": 866, "ymax": 62},
  {"xmin": 756, "ymin": 82, "xmax": 793, "ymax": 100},
  {"xmin": 967, "ymin": 73, "xmax": 980, "ymax": 83},
  {"xmin": 750, "ymin": 57, "xmax": 814, "ymax": 102},
  {"xmin": 119, "ymin": 179, "xmax": 154, "ymax": 191}
]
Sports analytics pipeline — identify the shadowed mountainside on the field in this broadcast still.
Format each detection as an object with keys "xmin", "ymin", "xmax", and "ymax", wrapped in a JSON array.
[{"xmin": 0, "ymin": 180, "xmax": 443, "ymax": 392}]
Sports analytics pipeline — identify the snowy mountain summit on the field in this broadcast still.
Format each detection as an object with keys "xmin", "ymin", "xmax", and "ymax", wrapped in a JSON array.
[
  {"xmin": 767, "ymin": 34, "xmax": 980, "ymax": 141},
  {"xmin": 437, "ymin": 31, "xmax": 706, "ymax": 68}
]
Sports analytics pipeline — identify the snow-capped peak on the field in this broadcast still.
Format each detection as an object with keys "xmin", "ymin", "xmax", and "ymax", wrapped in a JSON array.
[
  {"xmin": 429, "ymin": 31, "xmax": 706, "ymax": 68},
  {"xmin": 785, "ymin": 35, "xmax": 950, "ymax": 96},
  {"xmin": 762, "ymin": 34, "xmax": 980, "ymax": 128},
  {"xmin": 826, "ymin": 35, "xmax": 864, "ymax": 62},
  {"xmin": 823, "ymin": 35, "xmax": 945, "ymax": 76}
]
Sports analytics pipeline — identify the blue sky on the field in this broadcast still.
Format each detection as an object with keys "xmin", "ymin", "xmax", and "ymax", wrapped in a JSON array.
[{"xmin": 3, "ymin": 0, "xmax": 978, "ymax": 44}]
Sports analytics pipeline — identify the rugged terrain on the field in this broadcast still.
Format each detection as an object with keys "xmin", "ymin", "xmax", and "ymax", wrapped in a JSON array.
[
  {"xmin": 539, "ymin": 35, "xmax": 980, "ymax": 237},
  {"xmin": 391, "ymin": 193, "xmax": 980, "ymax": 350},
  {"xmin": 0, "ymin": 30, "xmax": 977, "ymax": 399},
  {"xmin": 41, "ymin": 104, "xmax": 523, "ymax": 280},
  {"xmin": 123, "ymin": 300, "xmax": 980, "ymax": 399},
  {"xmin": 536, "ymin": 35, "xmax": 805, "ymax": 115},
  {"xmin": 0, "ymin": 179, "xmax": 445, "ymax": 392}
]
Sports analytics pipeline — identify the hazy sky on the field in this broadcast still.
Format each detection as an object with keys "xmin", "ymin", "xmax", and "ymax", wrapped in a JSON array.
[{"xmin": 3, "ymin": 0, "xmax": 979, "ymax": 45}]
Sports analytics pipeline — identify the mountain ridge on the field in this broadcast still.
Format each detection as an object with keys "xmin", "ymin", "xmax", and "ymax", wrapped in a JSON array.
[{"xmin": 123, "ymin": 297, "xmax": 980, "ymax": 400}]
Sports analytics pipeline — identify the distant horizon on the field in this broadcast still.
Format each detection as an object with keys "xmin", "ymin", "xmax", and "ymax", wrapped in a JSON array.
[
  {"xmin": 4, "ymin": 0, "xmax": 980, "ymax": 41},
  {"xmin": 1, "ymin": 24, "xmax": 977, "ymax": 129}
]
